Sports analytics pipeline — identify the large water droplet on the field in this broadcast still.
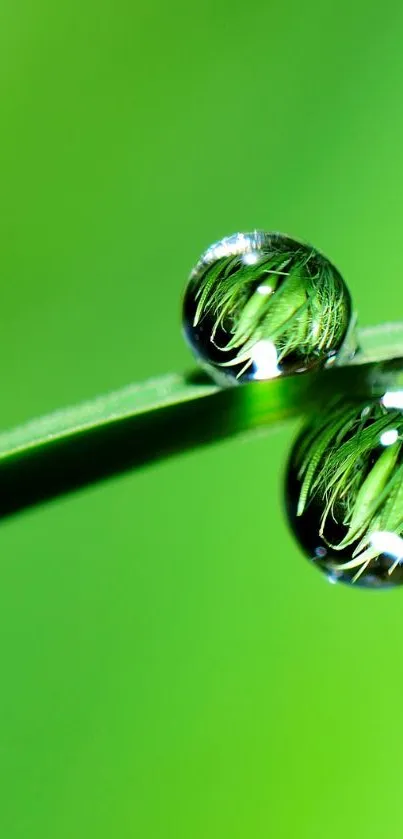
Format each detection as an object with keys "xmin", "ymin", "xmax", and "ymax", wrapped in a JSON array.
[
  {"xmin": 182, "ymin": 231, "xmax": 353, "ymax": 385},
  {"xmin": 285, "ymin": 397, "xmax": 403, "ymax": 587}
]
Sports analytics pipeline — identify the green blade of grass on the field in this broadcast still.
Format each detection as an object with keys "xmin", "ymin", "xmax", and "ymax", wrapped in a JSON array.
[{"xmin": 1, "ymin": 322, "xmax": 403, "ymax": 520}]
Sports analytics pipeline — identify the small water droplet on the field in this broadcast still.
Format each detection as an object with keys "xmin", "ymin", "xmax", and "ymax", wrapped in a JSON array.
[
  {"xmin": 182, "ymin": 231, "xmax": 353, "ymax": 385},
  {"xmin": 285, "ymin": 397, "xmax": 403, "ymax": 588}
]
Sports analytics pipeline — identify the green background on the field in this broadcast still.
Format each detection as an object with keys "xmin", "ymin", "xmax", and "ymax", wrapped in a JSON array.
[{"xmin": 1, "ymin": 2, "xmax": 403, "ymax": 836}]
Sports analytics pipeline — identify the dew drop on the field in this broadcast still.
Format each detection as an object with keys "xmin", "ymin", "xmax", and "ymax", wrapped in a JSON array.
[
  {"xmin": 285, "ymin": 397, "xmax": 403, "ymax": 588},
  {"xmin": 182, "ymin": 231, "xmax": 354, "ymax": 385}
]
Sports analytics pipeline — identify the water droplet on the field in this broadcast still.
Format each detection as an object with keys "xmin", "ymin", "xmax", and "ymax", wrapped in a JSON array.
[
  {"xmin": 285, "ymin": 397, "xmax": 403, "ymax": 587},
  {"xmin": 182, "ymin": 231, "xmax": 353, "ymax": 385}
]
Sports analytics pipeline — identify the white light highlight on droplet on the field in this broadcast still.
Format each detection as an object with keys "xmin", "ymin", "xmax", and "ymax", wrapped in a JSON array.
[
  {"xmin": 311, "ymin": 319, "xmax": 320, "ymax": 338},
  {"xmin": 256, "ymin": 284, "xmax": 273, "ymax": 295},
  {"xmin": 371, "ymin": 531, "xmax": 401, "ymax": 553},
  {"xmin": 382, "ymin": 391, "xmax": 403, "ymax": 410},
  {"xmin": 201, "ymin": 233, "xmax": 252, "ymax": 264},
  {"xmin": 242, "ymin": 251, "xmax": 259, "ymax": 266},
  {"xmin": 251, "ymin": 340, "xmax": 280, "ymax": 380},
  {"xmin": 380, "ymin": 429, "xmax": 399, "ymax": 446},
  {"xmin": 370, "ymin": 531, "xmax": 403, "ymax": 575}
]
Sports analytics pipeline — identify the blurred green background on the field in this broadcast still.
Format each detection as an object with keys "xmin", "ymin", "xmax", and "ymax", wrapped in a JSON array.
[{"xmin": 1, "ymin": 1, "xmax": 403, "ymax": 836}]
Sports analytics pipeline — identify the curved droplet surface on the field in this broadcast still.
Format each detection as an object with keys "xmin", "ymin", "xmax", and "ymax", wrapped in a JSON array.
[
  {"xmin": 182, "ymin": 231, "xmax": 353, "ymax": 385},
  {"xmin": 286, "ymin": 396, "xmax": 403, "ymax": 587}
]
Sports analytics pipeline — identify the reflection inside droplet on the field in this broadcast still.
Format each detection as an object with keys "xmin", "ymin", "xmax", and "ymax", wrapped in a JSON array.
[{"xmin": 285, "ymin": 396, "xmax": 403, "ymax": 587}]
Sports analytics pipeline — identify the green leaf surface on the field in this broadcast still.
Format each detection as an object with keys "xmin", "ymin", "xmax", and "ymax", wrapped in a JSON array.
[{"xmin": 1, "ymin": 322, "xmax": 403, "ymax": 519}]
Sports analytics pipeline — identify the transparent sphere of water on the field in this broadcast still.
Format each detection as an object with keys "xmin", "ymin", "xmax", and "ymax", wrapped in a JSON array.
[
  {"xmin": 182, "ymin": 231, "xmax": 353, "ymax": 386},
  {"xmin": 286, "ymin": 395, "xmax": 403, "ymax": 587}
]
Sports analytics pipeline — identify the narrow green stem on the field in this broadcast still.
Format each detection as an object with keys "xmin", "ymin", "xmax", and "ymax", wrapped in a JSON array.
[{"xmin": 1, "ymin": 323, "xmax": 403, "ymax": 520}]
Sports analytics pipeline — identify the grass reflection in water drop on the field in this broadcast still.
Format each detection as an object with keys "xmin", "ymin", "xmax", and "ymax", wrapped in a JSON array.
[
  {"xmin": 286, "ymin": 396, "xmax": 403, "ymax": 587},
  {"xmin": 183, "ymin": 231, "xmax": 354, "ymax": 385}
]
